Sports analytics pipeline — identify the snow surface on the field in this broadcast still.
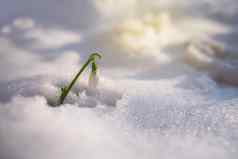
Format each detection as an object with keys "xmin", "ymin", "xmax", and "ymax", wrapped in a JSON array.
[{"xmin": 0, "ymin": 0, "xmax": 238, "ymax": 159}]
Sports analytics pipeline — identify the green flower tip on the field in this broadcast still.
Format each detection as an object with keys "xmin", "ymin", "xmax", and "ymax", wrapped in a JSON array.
[{"xmin": 89, "ymin": 53, "xmax": 102, "ymax": 61}]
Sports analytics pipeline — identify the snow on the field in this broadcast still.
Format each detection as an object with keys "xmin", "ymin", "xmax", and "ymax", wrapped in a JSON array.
[{"xmin": 0, "ymin": 0, "xmax": 238, "ymax": 159}]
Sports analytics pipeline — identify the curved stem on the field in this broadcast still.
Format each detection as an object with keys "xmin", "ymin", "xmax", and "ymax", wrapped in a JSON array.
[{"xmin": 59, "ymin": 53, "xmax": 101, "ymax": 105}]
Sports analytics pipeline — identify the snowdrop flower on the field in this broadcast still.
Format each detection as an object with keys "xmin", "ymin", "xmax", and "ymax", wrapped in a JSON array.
[
  {"xmin": 57, "ymin": 53, "xmax": 101, "ymax": 106},
  {"xmin": 88, "ymin": 61, "xmax": 99, "ymax": 90}
]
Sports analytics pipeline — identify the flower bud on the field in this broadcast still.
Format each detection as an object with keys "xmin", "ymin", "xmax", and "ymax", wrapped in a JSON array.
[{"xmin": 88, "ymin": 62, "xmax": 99, "ymax": 89}]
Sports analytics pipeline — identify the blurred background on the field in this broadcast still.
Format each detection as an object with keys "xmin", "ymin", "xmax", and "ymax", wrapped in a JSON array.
[{"xmin": 0, "ymin": 1, "xmax": 238, "ymax": 159}]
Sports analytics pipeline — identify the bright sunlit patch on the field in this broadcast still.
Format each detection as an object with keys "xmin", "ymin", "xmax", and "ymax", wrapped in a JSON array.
[
  {"xmin": 113, "ymin": 12, "xmax": 169, "ymax": 51},
  {"xmin": 110, "ymin": 11, "xmax": 186, "ymax": 54}
]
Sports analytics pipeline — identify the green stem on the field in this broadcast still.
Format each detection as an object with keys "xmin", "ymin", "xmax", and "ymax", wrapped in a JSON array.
[{"xmin": 59, "ymin": 53, "xmax": 101, "ymax": 105}]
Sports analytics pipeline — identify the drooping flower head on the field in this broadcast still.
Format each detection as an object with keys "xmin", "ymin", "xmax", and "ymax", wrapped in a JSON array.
[{"xmin": 88, "ymin": 57, "xmax": 99, "ymax": 90}]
